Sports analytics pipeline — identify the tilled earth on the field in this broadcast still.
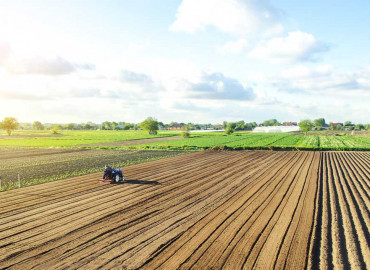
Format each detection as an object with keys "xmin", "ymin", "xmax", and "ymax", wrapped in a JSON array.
[{"xmin": 0, "ymin": 151, "xmax": 368, "ymax": 269}]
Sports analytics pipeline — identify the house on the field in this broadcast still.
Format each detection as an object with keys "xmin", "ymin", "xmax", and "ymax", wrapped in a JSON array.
[
  {"xmin": 283, "ymin": 122, "xmax": 297, "ymax": 126},
  {"xmin": 330, "ymin": 123, "xmax": 343, "ymax": 127},
  {"xmin": 167, "ymin": 123, "xmax": 185, "ymax": 130}
]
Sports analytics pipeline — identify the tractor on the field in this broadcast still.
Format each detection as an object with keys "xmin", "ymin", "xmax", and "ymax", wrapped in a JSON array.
[{"xmin": 99, "ymin": 165, "xmax": 125, "ymax": 184}]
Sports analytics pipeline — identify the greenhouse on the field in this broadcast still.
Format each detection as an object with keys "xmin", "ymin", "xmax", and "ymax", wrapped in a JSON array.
[{"xmin": 252, "ymin": 126, "xmax": 301, "ymax": 133}]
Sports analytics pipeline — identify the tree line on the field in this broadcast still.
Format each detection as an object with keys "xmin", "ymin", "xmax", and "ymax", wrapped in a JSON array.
[{"xmin": 1, "ymin": 116, "xmax": 369, "ymax": 136}]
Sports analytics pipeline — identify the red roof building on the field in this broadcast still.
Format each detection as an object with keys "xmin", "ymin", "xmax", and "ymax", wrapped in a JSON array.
[
  {"xmin": 330, "ymin": 123, "xmax": 343, "ymax": 127},
  {"xmin": 283, "ymin": 122, "xmax": 297, "ymax": 126}
]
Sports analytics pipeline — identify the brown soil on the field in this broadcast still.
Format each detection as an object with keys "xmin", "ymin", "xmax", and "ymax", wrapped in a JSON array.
[{"xmin": 0, "ymin": 151, "xmax": 368, "ymax": 269}]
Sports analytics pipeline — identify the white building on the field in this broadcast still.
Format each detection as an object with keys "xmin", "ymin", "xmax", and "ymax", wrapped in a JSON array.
[{"xmin": 252, "ymin": 126, "xmax": 301, "ymax": 133}]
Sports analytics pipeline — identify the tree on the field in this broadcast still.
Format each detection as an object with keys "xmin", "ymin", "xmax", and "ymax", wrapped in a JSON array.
[
  {"xmin": 262, "ymin": 119, "xmax": 280, "ymax": 126},
  {"xmin": 344, "ymin": 121, "xmax": 354, "ymax": 127},
  {"xmin": 246, "ymin": 122, "xmax": 257, "ymax": 130},
  {"xmin": 122, "ymin": 123, "xmax": 131, "ymax": 130},
  {"xmin": 66, "ymin": 123, "xmax": 76, "ymax": 130},
  {"xmin": 181, "ymin": 125, "xmax": 190, "ymax": 138},
  {"xmin": 21, "ymin": 123, "xmax": 32, "ymax": 130},
  {"xmin": 102, "ymin": 121, "xmax": 111, "ymax": 130},
  {"xmin": 299, "ymin": 119, "xmax": 313, "ymax": 135},
  {"xmin": 32, "ymin": 121, "xmax": 44, "ymax": 130},
  {"xmin": 111, "ymin": 122, "xmax": 119, "ymax": 130},
  {"xmin": 51, "ymin": 125, "xmax": 61, "ymax": 134},
  {"xmin": 225, "ymin": 123, "xmax": 234, "ymax": 135},
  {"xmin": 0, "ymin": 117, "xmax": 19, "ymax": 135},
  {"xmin": 139, "ymin": 117, "xmax": 159, "ymax": 135},
  {"xmin": 313, "ymin": 118, "xmax": 326, "ymax": 130},
  {"xmin": 83, "ymin": 122, "xmax": 96, "ymax": 130}
]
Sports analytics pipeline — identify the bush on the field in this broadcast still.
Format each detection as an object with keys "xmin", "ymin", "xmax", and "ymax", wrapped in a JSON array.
[
  {"xmin": 0, "ymin": 117, "xmax": 19, "ymax": 136},
  {"xmin": 182, "ymin": 125, "xmax": 190, "ymax": 138},
  {"xmin": 51, "ymin": 125, "xmax": 61, "ymax": 134},
  {"xmin": 225, "ymin": 123, "xmax": 234, "ymax": 135},
  {"xmin": 140, "ymin": 117, "xmax": 159, "ymax": 135}
]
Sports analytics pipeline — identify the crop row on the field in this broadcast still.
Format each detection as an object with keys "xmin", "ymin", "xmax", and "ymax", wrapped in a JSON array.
[
  {"xmin": 0, "ymin": 149, "xmax": 186, "ymax": 191},
  {"xmin": 0, "ymin": 130, "xmax": 176, "ymax": 148},
  {"xmin": 128, "ymin": 133, "xmax": 370, "ymax": 151}
]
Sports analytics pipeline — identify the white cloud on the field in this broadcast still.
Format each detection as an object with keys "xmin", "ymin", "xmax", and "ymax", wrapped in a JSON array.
[
  {"xmin": 0, "ymin": 42, "xmax": 10, "ymax": 65},
  {"xmin": 218, "ymin": 39, "xmax": 247, "ymax": 54},
  {"xmin": 183, "ymin": 72, "xmax": 255, "ymax": 100},
  {"xmin": 0, "ymin": 91, "xmax": 46, "ymax": 101},
  {"xmin": 249, "ymin": 31, "xmax": 329, "ymax": 63},
  {"xmin": 7, "ymin": 56, "xmax": 95, "ymax": 75},
  {"xmin": 279, "ymin": 64, "xmax": 332, "ymax": 79},
  {"xmin": 8, "ymin": 56, "xmax": 75, "ymax": 75},
  {"xmin": 170, "ymin": 0, "xmax": 283, "ymax": 37},
  {"xmin": 119, "ymin": 70, "xmax": 154, "ymax": 84},
  {"xmin": 274, "ymin": 65, "xmax": 370, "ymax": 94}
]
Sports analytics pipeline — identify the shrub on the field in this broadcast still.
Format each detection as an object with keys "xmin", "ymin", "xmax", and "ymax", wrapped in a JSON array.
[
  {"xmin": 225, "ymin": 123, "xmax": 234, "ymax": 135},
  {"xmin": 182, "ymin": 125, "xmax": 190, "ymax": 138}
]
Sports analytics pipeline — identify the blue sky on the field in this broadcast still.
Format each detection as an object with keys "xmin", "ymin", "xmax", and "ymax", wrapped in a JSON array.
[{"xmin": 0, "ymin": 0, "xmax": 369, "ymax": 124}]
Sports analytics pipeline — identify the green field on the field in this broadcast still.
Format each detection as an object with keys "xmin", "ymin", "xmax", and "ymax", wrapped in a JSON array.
[
  {"xmin": 128, "ymin": 132, "xmax": 370, "ymax": 151},
  {"xmin": 0, "ymin": 130, "xmax": 176, "ymax": 147},
  {"xmin": 0, "ymin": 130, "xmax": 369, "ymax": 150},
  {"xmin": 0, "ymin": 147, "xmax": 186, "ymax": 191}
]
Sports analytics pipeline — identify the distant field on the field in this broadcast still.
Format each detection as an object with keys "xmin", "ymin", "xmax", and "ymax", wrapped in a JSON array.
[
  {"xmin": 0, "ymin": 130, "xmax": 177, "ymax": 148},
  {"xmin": 0, "ymin": 130, "xmax": 369, "ymax": 150},
  {"xmin": 128, "ymin": 132, "xmax": 370, "ymax": 151}
]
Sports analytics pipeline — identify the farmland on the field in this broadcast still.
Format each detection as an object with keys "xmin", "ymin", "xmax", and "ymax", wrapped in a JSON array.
[
  {"xmin": 129, "ymin": 132, "xmax": 370, "ymax": 151},
  {"xmin": 0, "ymin": 147, "xmax": 186, "ymax": 191},
  {"xmin": 0, "ymin": 130, "xmax": 369, "ymax": 150},
  {"xmin": 0, "ymin": 130, "xmax": 177, "ymax": 148},
  {"xmin": 0, "ymin": 151, "xmax": 368, "ymax": 269},
  {"xmin": 0, "ymin": 130, "xmax": 368, "ymax": 191}
]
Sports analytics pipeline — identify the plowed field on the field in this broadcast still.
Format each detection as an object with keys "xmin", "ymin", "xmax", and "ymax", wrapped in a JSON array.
[{"xmin": 0, "ymin": 151, "xmax": 368, "ymax": 269}]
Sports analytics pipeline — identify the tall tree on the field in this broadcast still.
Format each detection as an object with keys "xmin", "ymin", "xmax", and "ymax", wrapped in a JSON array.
[
  {"xmin": 225, "ymin": 123, "xmax": 234, "ymax": 135},
  {"xmin": 66, "ymin": 123, "xmax": 76, "ymax": 130},
  {"xmin": 102, "ymin": 121, "xmax": 111, "ymax": 130},
  {"xmin": 139, "ymin": 117, "xmax": 159, "ymax": 135},
  {"xmin": 111, "ymin": 122, "xmax": 119, "ymax": 130},
  {"xmin": 32, "ymin": 121, "xmax": 44, "ymax": 130},
  {"xmin": 313, "ymin": 118, "xmax": 326, "ymax": 130},
  {"xmin": 181, "ymin": 124, "xmax": 190, "ymax": 138},
  {"xmin": 262, "ymin": 119, "xmax": 280, "ymax": 126},
  {"xmin": 299, "ymin": 119, "xmax": 313, "ymax": 135},
  {"xmin": 0, "ymin": 117, "xmax": 19, "ymax": 135}
]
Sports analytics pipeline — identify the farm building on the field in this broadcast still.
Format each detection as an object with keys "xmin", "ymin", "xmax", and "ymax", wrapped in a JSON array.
[
  {"xmin": 167, "ymin": 123, "xmax": 185, "ymax": 130},
  {"xmin": 283, "ymin": 122, "xmax": 297, "ymax": 126},
  {"xmin": 330, "ymin": 122, "xmax": 343, "ymax": 127},
  {"xmin": 253, "ymin": 126, "xmax": 300, "ymax": 133}
]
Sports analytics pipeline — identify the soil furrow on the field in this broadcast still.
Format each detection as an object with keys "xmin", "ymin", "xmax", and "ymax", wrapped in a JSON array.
[{"xmin": 1, "ymin": 151, "xmax": 368, "ymax": 270}]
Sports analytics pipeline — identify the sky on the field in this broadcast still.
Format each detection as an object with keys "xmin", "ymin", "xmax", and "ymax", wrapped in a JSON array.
[{"xmin": 0, "ymin": 0, "xmax": 369, "ymax": 124}]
